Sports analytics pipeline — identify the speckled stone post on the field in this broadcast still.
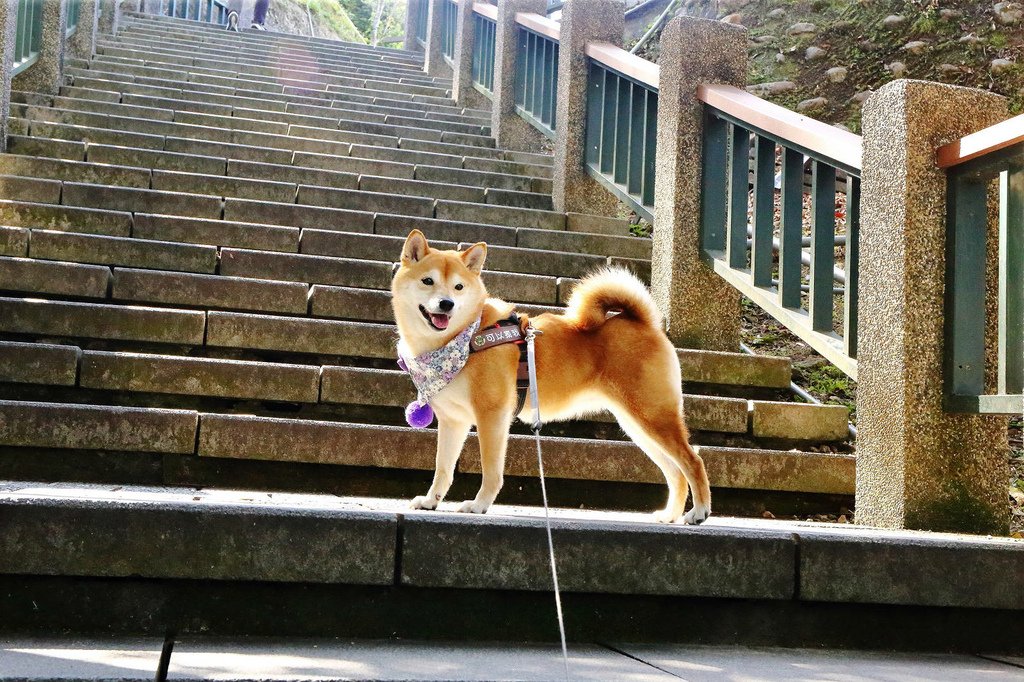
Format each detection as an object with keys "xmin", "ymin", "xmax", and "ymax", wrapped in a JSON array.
[
  {"xmin": 423, "ymin": 0, "xmax": 451, "ymax": 77},
  {"xmin": 0, "ymin": 0, "xmax": 16, "ymax": 154},
  {"xmin": 11, "ymin": 0, "xmax": 68, "ymax": 95},
  {"xmin": 97, "ymin": 0, "xmax": 121, "ymax": 36},
  {"xmin": 857, "ymin": 79, "xmax": 1009, "ymax": 535},
  {"xmin": 404, "ymin": 0, "xmax": 422, "ymax": 52},
  {"xmin": 491, "ymin": 0, "xmax": 547, "ymax": 152},
  {"xmin": 68, "ymin": 0, "xmax": 100, "ymax": 59},
  {"xmin": 551, "ymin": 0, "xmax": 622, "ymax": 217},
  {"xmin": 650, "ymin": 16, "xmax": 746, "ymax": 351},
  {"xmin": 450, "ymin": 0, "xmax": 489, "ymax": 110}
]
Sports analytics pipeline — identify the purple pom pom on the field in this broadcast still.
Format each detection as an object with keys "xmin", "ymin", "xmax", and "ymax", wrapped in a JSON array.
[
  {"xmin": 405, "ymin": 400, "xmax": 434, "ymax": 428},
  {"xmin": 397, "ymin": 356, "xmax": 408, "ymax": 372}
]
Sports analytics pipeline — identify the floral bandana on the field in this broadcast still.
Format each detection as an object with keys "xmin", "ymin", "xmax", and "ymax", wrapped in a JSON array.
[{"xmin": 398, "ymin": 317, "xmax": 482, "ymax": 408}]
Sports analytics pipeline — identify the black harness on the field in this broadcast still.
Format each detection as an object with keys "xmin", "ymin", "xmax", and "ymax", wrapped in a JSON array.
[{"xmin": 469, "ymin": 313, "xmax": 530, "ymax": 416}]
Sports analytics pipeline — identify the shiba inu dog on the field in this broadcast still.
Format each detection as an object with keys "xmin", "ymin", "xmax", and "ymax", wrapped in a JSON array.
[{"xmin": 391, "ymin": 230, "xmax": 712, "ymax": 524}]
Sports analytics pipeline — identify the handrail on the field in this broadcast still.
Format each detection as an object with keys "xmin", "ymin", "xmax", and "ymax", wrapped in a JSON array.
[
  {"xmin": 585, "ymin": 41, "xmax": 658, "ymax": 90},
  {"xmin": 515, "ymin": 12, "xmax": 560, "ymax": 41},
  {"xmin": 936, "ymin": 112, "xmax": 1024, "ymax": 169},
  {"xmin": 472, "ymin": 2, "xmax": 497, "ymax": 21},
  {"xmin": 698, "ymin": 83, "xmax": 862, "ymax": 174}
]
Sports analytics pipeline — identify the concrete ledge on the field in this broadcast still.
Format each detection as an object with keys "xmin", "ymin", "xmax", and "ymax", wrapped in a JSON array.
[
  {"xmin": 0, "ymin": 401, "xmax": 197, "ymax": 453},
  {"xmin": 112, "ymin": 268, "xmax": 309, "ymax": 315},
  {"xmin": 0, "ymin": 256, "xmax": 112, "ymax": 298},
  {"xmin": 0, "ymin": 341, "xmax": 80, "ymax": 387},
  {"xmin": 0, "ymin": 297, "xmax": 206, "ymax": 345},
  {"xmin": 0, "ymin": 482, "xmax": 1019, "ymax": 623},
  {"xmin": 401, "ymin": 514, "xmax": 796, "ymax": 599},
  {"xmin": 800, "ymin": 531, "xmax": 1024, "ymax": 610},
  {"xmin": 0, "ymin": 485, "xmax": 397, "ymax": 585}
]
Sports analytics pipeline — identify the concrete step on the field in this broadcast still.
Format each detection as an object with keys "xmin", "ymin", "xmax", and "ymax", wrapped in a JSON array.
[
  {"xmin": 115, "ymin": 21, "xmax": 428, "ymax": 77},
  {"xmin": 0, "ymin": 340, "xmax": 841, "ymax": 440},
  {"xmin": 107, "ymin": 29, "xmax": 428, "ymax": 80},
  {"xmin": 0, "ymin": 401, "xmax": 850, "ymax": 493},
  {"xmin": 1, "ymin": 480, "xmax": 1021, "ymax": 649},
  {"xmin": 14, "ymin": 106, "xmax": 538, "ymax": 187}
]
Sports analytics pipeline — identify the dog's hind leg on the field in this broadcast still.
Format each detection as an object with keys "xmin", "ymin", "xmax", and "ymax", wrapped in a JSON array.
[
  {"xmin": 612, "ymin": 406, "xmax": 712, "ymax": 525},
  {"xmin": 410, "ymin": 415, "xmax": 472, "ymax": 510},
  {"xmin": 456, "ymin": 408, "xmax": 513, "ymax": 514}
]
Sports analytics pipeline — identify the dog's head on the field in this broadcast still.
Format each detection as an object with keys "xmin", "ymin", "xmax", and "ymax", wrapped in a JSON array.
[{"xmin": 391, "ymin": 230, "xmax": 488, "ymax": 349}]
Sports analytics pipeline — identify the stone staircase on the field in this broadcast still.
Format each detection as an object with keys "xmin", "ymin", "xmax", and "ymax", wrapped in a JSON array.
[{"xmin": 0, "ymin": 12, "xmax": 853, "ymax": 515}]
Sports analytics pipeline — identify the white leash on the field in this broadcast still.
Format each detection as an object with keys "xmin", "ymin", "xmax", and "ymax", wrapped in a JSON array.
[{"xmin": 525, "ymin": 324, "xmax": 570, "ymax": 682}]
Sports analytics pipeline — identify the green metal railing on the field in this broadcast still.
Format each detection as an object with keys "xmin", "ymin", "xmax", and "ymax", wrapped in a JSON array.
[
  {"xmin": 415, "ymin": 0, "xmax": 428, "ymax": 47},
  {"xmin": 471, "ymin": 11, "xmax": 496, "ymax": 97},
  {"xmin": 440, "ymin": 0, "xmax": 458, "ymax": 62},
  {"xmin": 514, "ymin": 24, "xmax": 558, "ymax": 139},
  {"xmin": 584, "ymin": 58, "xmax": 657, "ymax": 222},
  {"xmin": 943, "ymin": 126, "xmax": 1024, "ymax": 413},
  {"xmin": 165, "ymin": 0, "xmax": 230, "ymax": 25},
  {"xmin": 698, "ymin": 85, "xmax": 861, "ymax": 379},
  {"xmin": 13, "ymin": 0, "xmax": 43, "ymax": 77},
  {"xmin": 164, "ymin": 0, "xmax": 229, "ymax": 24},
  {"xmin": 66, "ymin": 0, "xmax": 82, "ymax": 37}
]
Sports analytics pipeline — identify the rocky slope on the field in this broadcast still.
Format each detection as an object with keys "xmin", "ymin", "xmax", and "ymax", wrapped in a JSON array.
[{"xmin": 637, "ymin": 0, "xmax": 1024, "ymax": 132}]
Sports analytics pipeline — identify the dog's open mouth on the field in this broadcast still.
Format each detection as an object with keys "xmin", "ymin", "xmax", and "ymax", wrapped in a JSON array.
[{"xmin": 419, "ymin": 305, "xmax": 450, "ymax": 331}]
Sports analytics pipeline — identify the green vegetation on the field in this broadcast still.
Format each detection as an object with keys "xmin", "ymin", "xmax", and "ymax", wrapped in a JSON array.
[{"xmin": 271, "ymin": 0, "xmax": 405, "ymax": 45}]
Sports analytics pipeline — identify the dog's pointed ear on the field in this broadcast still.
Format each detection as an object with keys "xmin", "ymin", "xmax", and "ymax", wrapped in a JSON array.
[
  {"xmin": 461, "ymin": 242, "xmax": 487, "ymax": 274},
  {"xmin": 402, "ymin": 230, "xmax": 429, "ymax": 264}
]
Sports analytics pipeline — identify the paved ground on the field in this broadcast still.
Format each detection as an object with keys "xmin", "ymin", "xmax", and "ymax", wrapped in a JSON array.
[{"xmin": 1, "ymin": 638, "xmax": 1022, "ymax": 681}]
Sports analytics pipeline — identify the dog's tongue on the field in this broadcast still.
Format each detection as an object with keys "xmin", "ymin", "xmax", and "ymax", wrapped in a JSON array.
[{"xmin": 430, "ymin": 313, "xmax": 450, "ymax": 330}]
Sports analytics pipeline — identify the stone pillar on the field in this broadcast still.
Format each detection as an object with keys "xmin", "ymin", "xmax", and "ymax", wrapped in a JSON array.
[
  {"xmin": 856, "ymin": 79, "xmax": 1010, "ymax": 535},
  {"xmin": 98, "ymin": 0, "xmax": 121, "ymax": 36},
  {"xmin": 0, "ymin": 1, "xmax": 17, "ymax": 152},
  {"xmin": 551, "ymin": 0, "xmax": 622, "ymax": 217},
  {"xmin": 423, "ymin": 0, "xmax": 450, "ymax": 77},
  {"xmin": 650, "ymin": 16, "xmax": 746, "ymax": 350},
  {"xmin": 404, "ymin": 0, "xmax": 423, "ymax": 52},
  {"xmin": 68, "ymin": 0, "xmax": 101, "ymax": 59},
  {"xmin": 11, "ymin": 0, "xmax": 69, "ymax": 95},
  {"xmin": 450, "ymin": 0, "xmax": 488, "ymax": 110},
  {"xmin": 491, "ymin": 0, "xmax": 546, "ymax": 151}
]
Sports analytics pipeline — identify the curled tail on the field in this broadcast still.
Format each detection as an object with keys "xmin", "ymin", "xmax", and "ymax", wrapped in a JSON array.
[{"xmin": 564, "ymin": 267, "xmax": 663, "ymax": 330}]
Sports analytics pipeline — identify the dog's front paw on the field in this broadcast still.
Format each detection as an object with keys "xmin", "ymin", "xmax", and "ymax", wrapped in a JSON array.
[
  {"xmin": 410, "ymin": 495, "xmax": 439, "ymax": 510},
  {"xmin": 653, "ymin": 508, "xmax": 681, "ymax": 524},
  {"xmin": 682, "ymin": 505, "xmax": 711, "ymax": 525},
  {"xmin": 456, "ymin": 499, "xmax": 490, "ymax": 514}
]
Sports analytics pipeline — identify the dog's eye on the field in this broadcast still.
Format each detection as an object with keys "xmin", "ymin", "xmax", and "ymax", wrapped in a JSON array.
[
  {"xmin": 454, "ymin": 283, "xmax": 464, "ymax": 291},
  {"xmin": 421, "ymin": 277, "xmax": 433, "ymax": 286}
]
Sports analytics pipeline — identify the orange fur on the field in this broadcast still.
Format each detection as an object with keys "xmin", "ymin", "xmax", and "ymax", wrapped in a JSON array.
[{"xmin": 392, "ymin": 231, "xmax": 712, "ymax": 523}]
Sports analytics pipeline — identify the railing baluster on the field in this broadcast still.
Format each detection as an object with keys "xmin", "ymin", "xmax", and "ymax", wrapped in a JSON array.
[
  {"xmin": 778, "ymin": 148, "xmax": 803, "ymax": 308},
  {"xmin": 947, "ymin": 173, "xmax": 989, "ymax": 396},
  {"xmin": 810, "ymin": 161, "xmax": 837, "ymax": 332},
  {"xmin": 726, "ymin": 124, "xmax": 749, "ymax": 269},
  {"xmin": 585, "ymin": 62, "xmax": 603, "ymax": 167},
  {"xmin": 626, "ymin": 82, "xmax": 644, "ymax": 196},
  {"xmin": 999, "ymin": 167, "xmax": 1024, "ymax": 394},
  {"xmin": 613, "ymin": 75, "xmax": 630, "ymax": 184},
  {"xmin": 701, "ymin": 114, "xmax": 729, "ymax": 253},
  {"xmin": 751, "ymin": 135, "xmax": 775, "ymax": 287},
  {"xmin": 844, "ymin": 177, "xmax": 860, "ymax": 358},
  {"xmin": 642, "ymin": 89, "xmax": 657, "ymax": 208},
  {"xmin": 600, "ymin": 71, "xmax": 616, "ymax": 174}
]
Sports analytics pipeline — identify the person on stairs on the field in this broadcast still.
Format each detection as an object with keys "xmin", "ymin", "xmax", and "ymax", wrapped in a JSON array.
[
  {"xmin": 224, "ymin": 0, "xmax": 269, "ymax": 31},
  {"xmin": 251, "ymin": 0, "xmax": 269, "ymax": 30}
]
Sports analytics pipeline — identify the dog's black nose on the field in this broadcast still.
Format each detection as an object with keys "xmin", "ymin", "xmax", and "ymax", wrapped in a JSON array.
[{"xmin": 438, "ymin": 298, "xmax": 455, "ymax": 312}]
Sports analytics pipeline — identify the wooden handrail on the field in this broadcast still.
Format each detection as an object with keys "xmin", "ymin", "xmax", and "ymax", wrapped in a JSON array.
[
  {"xmin": 698, "ymin": 84, "xmax": 862, "ymax": 172},
  {"xmin": 472, "ymin": 2, "xmax": 497, "ymax": 21},
  {"xmin": 515, "ymin": 12, "xmax": 560, "ymax": 41},
  {"xmin": 585, "ymin": 41, "xmax": 659, "ymax": 90},
  {"xmin": 936, "ymin": 113, "xmax": 1024, "ymax": 169}
]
